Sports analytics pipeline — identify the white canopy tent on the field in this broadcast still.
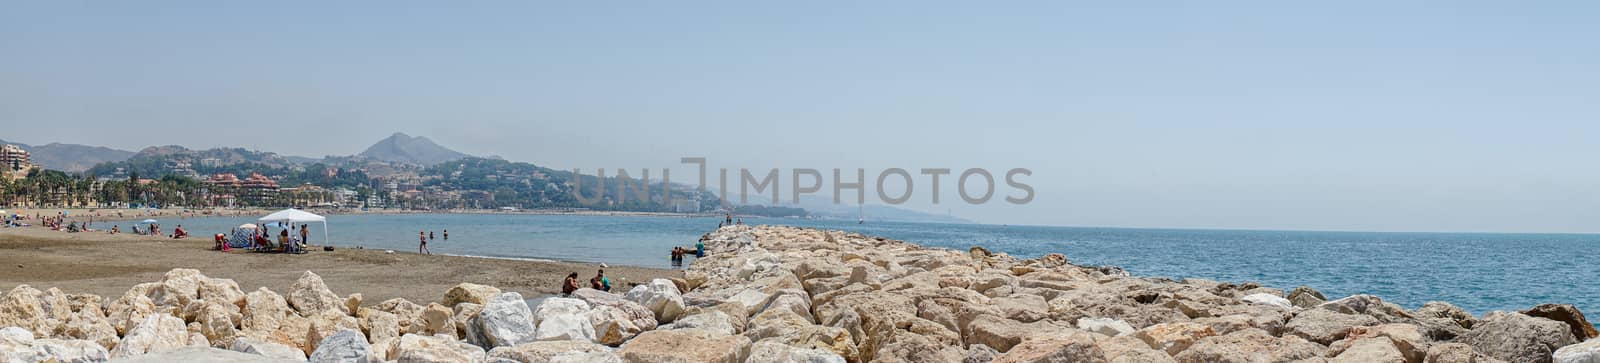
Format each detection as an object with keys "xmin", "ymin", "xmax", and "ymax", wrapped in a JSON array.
[{"xmin": 258, "ymin": 208, "xmax": 328, "ymax": 245}]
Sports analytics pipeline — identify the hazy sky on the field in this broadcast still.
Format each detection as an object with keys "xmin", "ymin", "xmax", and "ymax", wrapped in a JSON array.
[{"xmin": 3, "ymin": 2, "xmax": 1597, "ymax": 233}]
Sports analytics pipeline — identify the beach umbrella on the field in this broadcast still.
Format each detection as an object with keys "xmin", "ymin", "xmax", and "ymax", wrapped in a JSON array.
[
  {"xmin": 139, "ymin": 219, "xmax": 157, "ymax": 224},
  {"xmin": 238, "ymin": 223, "xmax": 258, "ymax": 229}
]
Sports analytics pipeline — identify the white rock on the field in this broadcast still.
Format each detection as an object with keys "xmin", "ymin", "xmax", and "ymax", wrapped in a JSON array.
[
  {"xmin": 307, "ymin": 329, "xmax": 378, "ymax": 363},
  {"xmin": 477, "ymin": 292, "xmax": 538, "ymax": 347},
  {"xmin": 31, "ymin": 338, "xmax": 111, "ymax": 363},
  {"xmin": 1241, "ymin": 293, "xmax": 1294, "ymax": 309},
  {"xmin": 532, "ymin": 298, "xmax": 598, "ymax": 342},
  {"xmin": 1556, "ymin": 338, "xmax": 1600, "ymax": 363},
  {"xmin": 623, "ymin": 279, "xmax": 686, "ymax": 323},
  {"xmin": 110, "ymin": 314, "xmax": 190, "ymax": 358},
  {"xmin": 1077, "ymin": 317, "xmax": 1136, "ymax": 337}
]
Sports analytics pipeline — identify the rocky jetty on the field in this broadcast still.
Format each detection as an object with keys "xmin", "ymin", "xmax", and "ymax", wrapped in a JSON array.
[{"xmin": 1, "ymin": 224, "xmax": 1594, "ymax": 362}]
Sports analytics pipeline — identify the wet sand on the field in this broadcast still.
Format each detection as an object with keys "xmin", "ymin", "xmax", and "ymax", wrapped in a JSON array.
[{"xmin": 0, "ymin": 227, "xmax": 680, "ymax": 304}]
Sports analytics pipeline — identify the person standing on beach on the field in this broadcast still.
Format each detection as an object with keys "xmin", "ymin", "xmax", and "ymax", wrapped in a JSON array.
[
  {"xmin": 418, "ymin": 231, "xmax": 431, "ymax": 255},
  {"xmin": 299, "ymin": 224, "xmax": 309, "ymax": 245}
]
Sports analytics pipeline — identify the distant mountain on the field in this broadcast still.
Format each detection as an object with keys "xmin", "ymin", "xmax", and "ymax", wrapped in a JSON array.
[
  {"xmin": 0, "ymin": 139, "xmax": 135, "ymax": 173},
  {"xmin": 358, "ymin": 132, "xmax": 472, "ymax": 166}
]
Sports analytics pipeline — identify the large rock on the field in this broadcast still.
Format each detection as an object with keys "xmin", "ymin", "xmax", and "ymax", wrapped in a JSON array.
[
  {"xmin": 287, "ymin": 271, "xmax": 347, "ymax": 315},
  {"xmin": 1331, "ymin": 337, "xmax": 1408, "ymax": 363},
  {"xmin": 110, "ymin": 346, "xmax": 306, "ymax": 362},
  {"xmin": 1094, "ymin": 334, "xmax": 1173, "ymax": 363},
  {"xmin": 1554, "ymin": 338, "xmax": 1600, "ymax": 363},
  {"xmin": 1284, "ymin": 308, "xmax": 1380, "ymax": 345},
  {"xmin": 0, "ymin": 327, "xmax": 46, "ymax": 363},
  {"xmin": 306, "ymin": 310, "xmax": 362, "ymax": 354},
  {"xmin": 747, "ymin": 340, "xmax": 847, "ymax": 363},
  {"xmin": 105, "ymin": 293, "xmax": 156, "ymax": 337},
  {"xmin": 393, "ymin": 333, "xmax": 487, "ymax": 362},
  {"xmin": 1133, "ymin": 322, "xmax": 1217, "ymax": 356},
  {"xmin": 1425, "ymin": 342, "xmax": 1504, "ymax": 363},
  {"xmin": 154, "ymin": 269, "xmax": 206, "ymax": 307},
  {"xmin": 1173, "ymin": 328, "xmax": 1324, "ymax": 363},
  {"xmin": 307, "ymin": 329, "xmax": 377, "ymax": 363},
  {"xmin": 357, "ymin": 308, "xmax": 401, "ymax": 344},
  {"xmin": 444, "ymin": 283, "xmax": 503, "ymax": 308},
  {"xmin": 992, "ymin": 295, "xmax": 1049, "ymax": 323},
  {"xmin": 623, "ymin": 279, "xmax": 686, "ymax": 323},
  {"xmin": 194, "ymin": 301, "xmax": 243, "ymax": 348},
  {"xmin": 486, "ymin": 340, "xmax": 616, "ymax": 362},
  {"xmin": 1077, "ymin": 317, "xmax": 1135, "ymax": 337},
  {"xmin": 616, "ymin": 329, "xmax": 751, "ymax": 363},
  {"xmin": 373, "ymin": 298, "xmax": 428, "ymax": 335},
  {"xmin": 197, "ymin": 278, "xmax": 248, "ymax": 313},
  {"xmin": 1521, "ymin": 304, "xmax": 1598, "ymax": 342},
  {"xmin": 1457, "ymin": 311, "xmax": 1578, "ymax": 363},
  {"xmin": 991, "ymin": 331, "xmax": 1107, "ymax": 363},
  {"xmin": 1288, "ymin": 286, "xmax": 1327, "ymax": 309},
  {"xmin": 477, "ymin": 292, "xmax": 538, "ymax": 347},
  {"xmin": 109, "ymin": 314, "xmax": 191, "ymax": 358},
  {"xmin": 742, "ymin": 309, "xmax": 857, "ymax": 361},
  {"xmin": 421, "ymin": 303, "xmax": 456, "ymax": 338},
  {"xmin": 231, "ymin": 336, "xmax": 308, "ymax": 361},
  {"xmin": 966, "ymin": 314, "xmax": 1065, "ymax": 353},
  {"xmin": 532, "ymin": 298, "xmax": 598, "ymax": 342},
  {"xmin": 30, "ymin": 338, "xmax": 111, "ymax": 363},
  {"xmin": 573, "ymin": 288, "xmax": 658, "ymax": 346},
  {"xmin": 1327, "ymin": 324, "xmax": 1427, "ymax": 363},
  {"xmin": 62, "ymin": 308, "xmax": 119, "ymax": 350},
  {"xmin": 0, "ymin": 285, "xmax": 59, "ymax": 338}
]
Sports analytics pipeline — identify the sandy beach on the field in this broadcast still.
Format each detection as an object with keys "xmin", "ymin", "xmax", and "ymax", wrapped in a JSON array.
[{"xmin": 0, "ymin": 226, "xmax": 680, "ymax": 304}]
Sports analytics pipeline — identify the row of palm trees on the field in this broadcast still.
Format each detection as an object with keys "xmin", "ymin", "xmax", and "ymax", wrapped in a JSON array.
[{"xmin": 2, "ymin": 168, "xmax": 231, "ymax": 208}]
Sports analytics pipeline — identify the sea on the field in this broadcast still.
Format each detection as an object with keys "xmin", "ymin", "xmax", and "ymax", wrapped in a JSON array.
[{"xmin": 146, "ymin": 213, "xmax": 1596, "ymax": 319}]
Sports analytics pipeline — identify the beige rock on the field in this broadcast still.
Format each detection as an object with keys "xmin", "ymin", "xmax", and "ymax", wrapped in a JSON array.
[
  {"xmin": 1284, "ymin": 308, "xmax": 1380, "ymax": 345},
  {"xmin": 1456, "ymin": 311, "xmax": 1575, "ymax": 363},
  {"xmin": 993, "ymin": 331, "xmax": 1108, "ymax": 363},
  {"xmin": 1171, "ymin": 328, "xmax": 1324, "ymax": 363},
  {"xmin": 373, "ymin": 298, "xmax": 427, "ymax": 335},
  {"xmin": 197, "ymin": 278, "xmax": 247, "ymax": 314},
  {"xmin": 1424, "ymin": 342, "xmax": 1504, "ymax": 363},
  {"xmin": 1093, "ymin": 334, "xmax": 1173, "ymax": 363},
  {"xmin": 572, "ymin": 288, "xmax": 657, "ymax": 346},
  {"xmin": 1328, "ymin": 323, "xmax": 1426, "ymax": 363},
  {"xmin": 0, "ymin": 285, "xmax": 59, "ymax": 338},
  {"xmin": 1288, "ymin": 286, "xmax": 1327, "ymax": 309},
  {"xmin": 452, "ymin": 302, "xmax": 484, "ymax": 342},
  {"xmin": 62, "ymin": 308, "xmax": 119, "ymax": 350},
  {"xmin": 421, "ymin": 303, "xmax": 456, "ymax": 338},
  {"xmin": 965, "ymin": 314, "xmax": 1066, "ymax": 353},
  {"xmin": 394, "ymin": 333, "xmax": 486, "ymax": 362},
  {"xmin": 155, "ymin": 269, "xmax": 206, "ymax": 308},
  {"xmin": 1332, "ymin": 337, "xmax": 1407, "ymax": 363},
  {"xmin": 443, "ymin": 283, "xmax": 502, "ymax": 308},
  {"xmin": 305, "ymin": 309, "xmax": 360, "ymax": 354},
  {"xmin": 743, "ymin": 308, "xmax": 857, "ymax": 361},
  {"xmin": 1134, "ymin": 322, "xmax": 1216, "ymax": 356},
  {"xmin": 358, "ymin": 307, "xmax": 401, "ymax": 344},
  {"xmin": 286, "ymin": 271, "xmax": 346, "ymax": 315},
  {"xmin": 486, "ymin": 340, "xmax": 616, "ymax": 362},
  {"xmin": 992, "ymin": 295, "xmax": 1049, "ymax": 323},
  {"xmin": 617, "ymin": 329, "xmax": 751, "ymax": 363},
  {"xmin": 110, "ymin": 313, "xmax": 190, "ymax": 358},
  {"xmin": 195, "ymin": 301, "xmax": 242, "ymax": 348}
]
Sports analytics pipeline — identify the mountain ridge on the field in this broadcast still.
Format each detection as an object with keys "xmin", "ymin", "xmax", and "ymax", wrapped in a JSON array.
[{"xmin": 357, "ymin": 132, "xmax": 473, "ymax": 166}]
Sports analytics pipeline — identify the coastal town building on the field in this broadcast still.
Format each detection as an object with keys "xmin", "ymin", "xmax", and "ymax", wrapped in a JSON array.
[
  {"xmin": 1, "ymin": 144, "xmax": 32, "ymax": 179},
  {"xmin": 203, "ymin": 172, "xmax": 280, "ymax": 205}
]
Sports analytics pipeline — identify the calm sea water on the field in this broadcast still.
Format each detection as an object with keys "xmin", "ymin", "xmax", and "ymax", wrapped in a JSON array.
[{"xmin": 152, "ymin": 214, "xmax": 1596, "ymax": 318}]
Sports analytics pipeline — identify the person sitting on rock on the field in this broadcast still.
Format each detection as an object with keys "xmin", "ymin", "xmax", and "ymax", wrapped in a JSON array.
[
  {"xmin": 563, "ymin": 272, "xmax": 580, "ymax": 296},
  {"xmin": 590, "ymin": 269, "xmax": 611, "ymax": 292}
]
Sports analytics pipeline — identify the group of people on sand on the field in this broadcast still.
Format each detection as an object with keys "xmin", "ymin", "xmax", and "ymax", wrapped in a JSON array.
[
  {"xmin": 417, "ymin": 229, "xmax": 447, "ymax": 255},
  {"xmin": 562, "ymin": 268, "xmax": 612, "ymax": 295},
  {"xmin": 217, "ymin": 224, "xmax": 312, "ymax": 254}
]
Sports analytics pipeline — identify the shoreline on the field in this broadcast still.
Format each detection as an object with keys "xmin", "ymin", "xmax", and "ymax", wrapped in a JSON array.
[{"xmin": 0, "ymin": 226, "xmax": 681, "ymax": 305}]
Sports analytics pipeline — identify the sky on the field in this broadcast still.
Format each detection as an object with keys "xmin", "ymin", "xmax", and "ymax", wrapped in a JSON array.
[{"xmin": 2, "ymin": 2, "xmax": 1597, "ymax": 233}]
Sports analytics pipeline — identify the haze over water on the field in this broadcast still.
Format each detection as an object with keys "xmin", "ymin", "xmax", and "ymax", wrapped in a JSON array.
[{"xmin": 162, "ymin": 213, "xmax": 1597, "ymax": 320}]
